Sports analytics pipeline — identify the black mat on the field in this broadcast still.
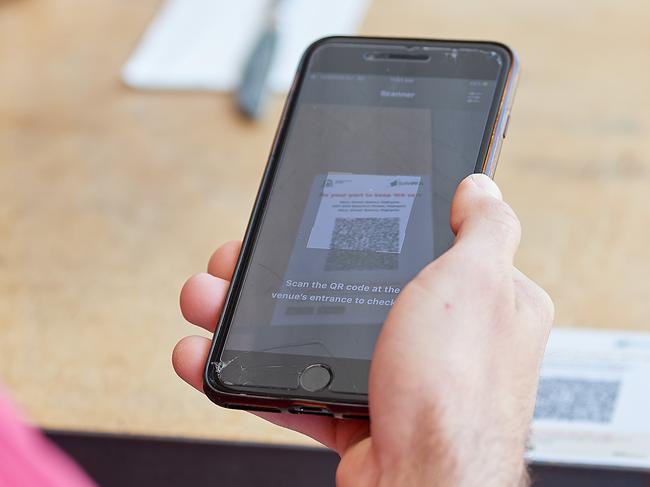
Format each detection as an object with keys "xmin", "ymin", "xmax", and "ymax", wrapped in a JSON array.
[{"xmin": 47, "ymin": 430, "xmax": 650, "ymax": 487}]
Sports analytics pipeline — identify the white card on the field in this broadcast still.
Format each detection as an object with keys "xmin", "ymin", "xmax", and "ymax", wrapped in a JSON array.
[
  {"xmin": 528, "ymin": 327, "xmax": 650, "ymax": 470},
  {"xmin": 122, "ymin": 0, "xmax": 370, "ymax": 93}
]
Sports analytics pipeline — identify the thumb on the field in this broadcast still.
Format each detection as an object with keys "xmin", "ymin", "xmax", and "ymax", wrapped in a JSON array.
[{"xmin": 450, "ymin": 174, "xmax": 521, "ymax": 264}]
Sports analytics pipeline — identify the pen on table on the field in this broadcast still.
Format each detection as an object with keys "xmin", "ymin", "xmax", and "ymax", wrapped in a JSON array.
[{"xmin": 236, "ymin": 0, "xmax": 283, "ymax": 119}]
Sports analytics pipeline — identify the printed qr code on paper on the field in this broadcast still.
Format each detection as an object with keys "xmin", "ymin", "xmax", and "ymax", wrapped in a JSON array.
[
  {"xmin": 534, "ymin": 377, "xmax": 620, "ymax": 423},
  {"xmin": 330, "ymin": 217, "xmax": 400, "ymax": 253}
]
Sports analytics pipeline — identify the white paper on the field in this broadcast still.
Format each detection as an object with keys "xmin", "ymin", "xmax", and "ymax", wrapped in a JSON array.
[
  {"xmin": 122, "ymin": 0, "xmax": 370, "ymax": 93},
  {"xmin": 306, "ymin": 173, "xmax": 421, "ymax": 254},
  {"xmin": 527, "ymin": 327, "xmax": 650, "ymax": 470}
]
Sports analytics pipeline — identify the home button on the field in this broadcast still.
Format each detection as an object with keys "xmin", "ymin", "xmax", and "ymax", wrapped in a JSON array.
[{"xmin": 299, "ymin": 364, "xmax": 332, "ymax": 392}]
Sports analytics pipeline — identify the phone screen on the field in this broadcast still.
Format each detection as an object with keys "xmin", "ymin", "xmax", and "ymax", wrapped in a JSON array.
[{"xmin": 213, "ymin": 40, "xmax": 511, "ymax": 400}]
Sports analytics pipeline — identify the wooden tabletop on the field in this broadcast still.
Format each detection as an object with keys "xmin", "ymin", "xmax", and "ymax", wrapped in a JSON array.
[{"xmin": 1, "ymin": 0, "xmax": 649, "ymax": 446}]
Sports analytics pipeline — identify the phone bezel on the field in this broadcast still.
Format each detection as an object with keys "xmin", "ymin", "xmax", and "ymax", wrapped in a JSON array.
[{"xmin": 203, "ymin": 36, "xmax": 519, "ymax": 417}]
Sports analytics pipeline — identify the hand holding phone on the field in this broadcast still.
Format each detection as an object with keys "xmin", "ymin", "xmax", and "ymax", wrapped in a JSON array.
[
  {"xmin": 174, "ymin": 174, "xmax": 554, "ymax": 485},
  {"xmin": 200, "ymin": 37, "xmax": 519, "ymax": 416}
]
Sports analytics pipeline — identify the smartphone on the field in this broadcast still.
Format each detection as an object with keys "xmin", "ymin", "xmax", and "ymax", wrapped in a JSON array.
[{"xmin": 204, "ymin": 37, "xmax": 519, "ymax": 418}]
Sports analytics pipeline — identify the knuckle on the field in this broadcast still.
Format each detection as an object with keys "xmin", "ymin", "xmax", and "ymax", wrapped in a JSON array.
[
  {"xmin": 449, "ymin": 247, "xmax": 508, "ymax": 292},
  {"xmin": 524, "ymin": 283, "xmax": 555, "ymax": 333},
  {"xmin": 480, "ymin": 198, "xmax": 521, "ymax": 234},
  {"xmin": 536, "ymin": 286, "xmax": 555, "ymax": 328},
  {"xmin": 470, "ymin": 258, "xmax": 502, "ymax": 287}
]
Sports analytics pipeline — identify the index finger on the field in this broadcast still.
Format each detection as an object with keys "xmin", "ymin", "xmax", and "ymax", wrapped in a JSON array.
[
  {"xmin": 207, "ymin": 240, "xmax": 241, "ymax": 280},
  {"xmin": 179, "ymin": 241, "xmax": 241, "ymax": 332}
]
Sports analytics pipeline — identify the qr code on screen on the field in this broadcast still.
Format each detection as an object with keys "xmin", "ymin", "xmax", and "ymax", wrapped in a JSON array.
[
  {"xmin": 324, "ymin": 217, "xmax": 399, "ymax": 271},
  {"xmin": 534, "ymin": 377, "xmax": 620, "ymax": 423},
  {"xmin": 330, "ymin": 217, "xmax": 399, "ymax": 252}
]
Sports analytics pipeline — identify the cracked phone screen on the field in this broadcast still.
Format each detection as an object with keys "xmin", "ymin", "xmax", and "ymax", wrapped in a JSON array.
[{"xmin": 217, "ymin": 42, "xmax": 507, "ymax": 396}]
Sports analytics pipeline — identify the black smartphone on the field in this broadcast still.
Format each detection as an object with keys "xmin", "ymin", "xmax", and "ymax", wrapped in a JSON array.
[{"xmin": 204, "ymin": 37, "xmax": 519, "ymax": 418}]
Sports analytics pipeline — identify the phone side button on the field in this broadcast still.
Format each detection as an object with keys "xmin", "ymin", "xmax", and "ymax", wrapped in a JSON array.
[
  {"xmin": 503, "ymin": 112, "xmax": 511, "ymax": 138},
  {"xmin": 299, "ymin": 364, "xmax": 332, "ymax": 392}
]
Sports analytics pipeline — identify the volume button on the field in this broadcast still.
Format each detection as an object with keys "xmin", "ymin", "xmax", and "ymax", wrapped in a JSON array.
[{"xmin": 503, "ymin": 112, "xmax": 511, "ymax": 139}]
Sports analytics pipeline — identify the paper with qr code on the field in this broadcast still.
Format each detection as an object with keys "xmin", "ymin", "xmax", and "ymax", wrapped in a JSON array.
[
  {"xmin": 306, "ymin": 173, "xmax": 421, "ymax": 254},
  {"xmin": 527, "ymin": 328, "xmax": 650, "ymax": 469}
]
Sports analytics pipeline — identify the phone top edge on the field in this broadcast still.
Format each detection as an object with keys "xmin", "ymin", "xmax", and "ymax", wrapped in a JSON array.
[
  {"xmin": 305, "ymin": 37, "xmax": 515, "ymax": 73},
  {"xmin": 304, "ymin": 35, "xmax": 516, "ymax": 51}
]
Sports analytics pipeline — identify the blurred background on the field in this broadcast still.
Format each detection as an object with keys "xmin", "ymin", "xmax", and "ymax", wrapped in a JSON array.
[{"xmin": 1, "ymin": 0, "xmax": 650, "ymax": 484}]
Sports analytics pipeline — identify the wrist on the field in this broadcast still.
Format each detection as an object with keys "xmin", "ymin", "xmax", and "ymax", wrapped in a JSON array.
[
  {"xmin": 376, "ymin": 427, "xmax": 529, "ymax": 487},
  {"xmin": 376, "ymin": 455, "xmax": 528, "ymax": 487}
]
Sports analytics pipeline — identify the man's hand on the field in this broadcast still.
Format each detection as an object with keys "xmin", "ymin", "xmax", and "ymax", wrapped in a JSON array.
[{"xmin": 172, "ymin": 174, "xmax": 554, "ymax": 487}]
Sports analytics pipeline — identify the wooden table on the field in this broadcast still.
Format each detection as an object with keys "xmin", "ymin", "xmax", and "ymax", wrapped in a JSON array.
[{"xmin": 1, "ymin": 0, "xmax": 649, "ymax": 446}]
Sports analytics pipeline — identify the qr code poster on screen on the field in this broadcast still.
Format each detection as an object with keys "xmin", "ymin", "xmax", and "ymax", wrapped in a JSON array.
[{"xmin": 307, "ymin": 173, "xmax": 421, "ymax": 254}]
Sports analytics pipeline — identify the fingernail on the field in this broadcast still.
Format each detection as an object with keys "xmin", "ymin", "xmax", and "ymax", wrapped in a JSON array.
[{"xmin": 469, "ymin": 174, "xmax": 502, "ymax": 200}]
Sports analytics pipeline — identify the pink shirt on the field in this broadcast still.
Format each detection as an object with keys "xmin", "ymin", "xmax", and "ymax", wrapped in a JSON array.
[{"xmin": 0, "ymin": 390, "xmax": 96, "ymax": 487}]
